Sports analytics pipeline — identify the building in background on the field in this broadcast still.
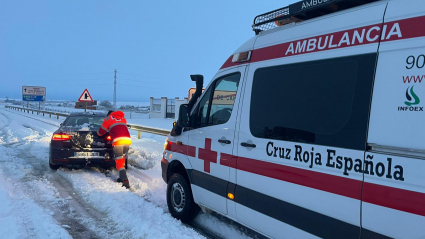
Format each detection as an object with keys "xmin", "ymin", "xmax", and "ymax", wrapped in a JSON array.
[{"xmin": 149, "ymin": 97, "xmax": 187, "ymax": 120}]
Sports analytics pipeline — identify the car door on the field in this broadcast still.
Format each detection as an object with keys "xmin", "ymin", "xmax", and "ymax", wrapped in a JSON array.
[{"xmin": 187, "ymin": 66, "xmax": 245, "ymax": 215}]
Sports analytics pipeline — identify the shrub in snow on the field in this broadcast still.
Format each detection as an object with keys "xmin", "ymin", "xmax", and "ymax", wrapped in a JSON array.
[{"xmin": 99, "ymin": 101, "xmax": 114, "ymax": 110}]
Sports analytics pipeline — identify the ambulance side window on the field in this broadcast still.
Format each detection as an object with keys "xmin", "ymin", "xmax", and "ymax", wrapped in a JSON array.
[
  {"xmin": 249, "ymin": 54, "xmax": 377, "ymax": 150},
  {"xmin": 192, "ymin": 73, "xmax": 241, "ymax": 128},
  {"xmin": 208, "ymin": 74, "xmax": 240, "ymax": 126},
  {"xmin": 192, "ymin": 86, "xmax": 213, "ymax": 128}
]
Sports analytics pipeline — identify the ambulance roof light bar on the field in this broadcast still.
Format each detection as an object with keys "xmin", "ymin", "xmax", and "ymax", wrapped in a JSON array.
[{"xmin": 252, "ymin": 0, "xmax": 380, "ymax": 35}]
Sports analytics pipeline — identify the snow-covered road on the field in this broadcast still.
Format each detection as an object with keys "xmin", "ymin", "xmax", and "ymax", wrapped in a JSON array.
[{"xmin": 0, "ymin": 106, "xmax": 263, "ymax": 239}]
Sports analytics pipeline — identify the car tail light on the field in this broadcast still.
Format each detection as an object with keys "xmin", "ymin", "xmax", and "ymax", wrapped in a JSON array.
[
  {"xmin": 106, "ymin": 136, "xmax": 112, "ymax": 141},
  {"xmin": 52, "ymin": 133, "xmax": 71, "ymax": 141}
]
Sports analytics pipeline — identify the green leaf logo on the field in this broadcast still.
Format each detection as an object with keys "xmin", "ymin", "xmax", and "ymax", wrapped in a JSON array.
[{"xmin": 404, "ymin": 86, "xmax": 420, "ymax": 106}]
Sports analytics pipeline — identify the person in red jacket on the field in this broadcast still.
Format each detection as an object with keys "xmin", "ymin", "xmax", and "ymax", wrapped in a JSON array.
[{"xmin": 98, "ymin": 110, "xmax": 132, "ymax": 189}]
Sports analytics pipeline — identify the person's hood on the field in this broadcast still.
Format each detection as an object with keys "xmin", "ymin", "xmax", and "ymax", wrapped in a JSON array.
[{"xmin": 111, "ymin": 111, "xmax": 125, "ymax": 120}]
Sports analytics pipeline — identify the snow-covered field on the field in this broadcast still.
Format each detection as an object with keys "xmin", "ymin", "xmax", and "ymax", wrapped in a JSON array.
[
  {"xmin": 0, "ymin": 105, "xmax": 262, "ymax": 239},
  {"xmin": 9, "ymin": 101, "xmax": 152, "ymax": 120}
]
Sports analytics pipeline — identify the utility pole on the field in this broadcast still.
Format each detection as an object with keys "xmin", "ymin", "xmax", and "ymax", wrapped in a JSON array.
[{"xmin": 114, "ymin": 69, "xmax": 117, "ymax": 109}]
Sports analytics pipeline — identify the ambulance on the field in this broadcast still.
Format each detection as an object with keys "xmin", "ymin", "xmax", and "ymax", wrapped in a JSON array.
[{"xmin": 162, "ymin": 0, "xmax": 425, "ymax": 238}]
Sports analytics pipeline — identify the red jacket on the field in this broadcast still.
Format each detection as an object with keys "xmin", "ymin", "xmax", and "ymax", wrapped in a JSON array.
[{"xmin": 98, "ymin": 111, "xmax": 131, "ymax": 146}]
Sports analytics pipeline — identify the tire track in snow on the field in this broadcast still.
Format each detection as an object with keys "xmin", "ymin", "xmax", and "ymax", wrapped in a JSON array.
[
  {"xmin": 2, "ymin": 108, "xmax": 263, "ymax": 239},
  {"xmin": 0, "ymin": 109, "xmax": 116, "ymax": 238}
]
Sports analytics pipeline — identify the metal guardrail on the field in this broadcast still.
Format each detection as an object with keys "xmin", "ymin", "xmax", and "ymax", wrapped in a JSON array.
[
  {"xmin": 5, "ymin": 105, "xmax": 69, "ymax": 119},
  {"xmin": 4, "ymin": 105, "xmax": 170, "ymax": 138},
  {"xmin": 129, "ymin": 125, "xmax": 170, "ymax": 137}
]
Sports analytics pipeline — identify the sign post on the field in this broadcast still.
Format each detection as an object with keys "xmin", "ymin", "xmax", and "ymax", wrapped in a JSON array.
[
  {"xmin": 22, "ymin": 86, "xmax": 46, "ymax": 109},
  {"xmin": 78, "ymin": 89, "xmax": 94, "ymax": 112}
]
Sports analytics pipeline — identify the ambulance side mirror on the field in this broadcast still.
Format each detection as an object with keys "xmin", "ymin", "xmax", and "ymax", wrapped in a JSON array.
[{"xmin": 178, "ymin": 104, "xmax": 191, "ymax": 127}]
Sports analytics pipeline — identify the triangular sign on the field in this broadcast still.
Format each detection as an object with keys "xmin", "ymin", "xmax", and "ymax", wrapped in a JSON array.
[{"xmin": 78, "ymin": 89, "xmax": 94, "ymax": 102}]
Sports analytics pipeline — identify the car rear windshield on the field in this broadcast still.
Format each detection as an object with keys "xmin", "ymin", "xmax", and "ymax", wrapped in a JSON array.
[{"xmin": 64, "ymin": 116, "xmax": 105, "ymax": 127}]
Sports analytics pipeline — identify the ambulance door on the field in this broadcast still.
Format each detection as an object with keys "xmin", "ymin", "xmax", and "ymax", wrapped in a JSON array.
[
  {"xmin": 234, "ymin": 50, "xmax": 379, "ymax": 238},
  {"xmin": 187, "ymin": 66, "xmax": 245, "ymax": 215},
  {"xmin": 364, "ymin": 0, "xmax": 425, "ymax": 237}
]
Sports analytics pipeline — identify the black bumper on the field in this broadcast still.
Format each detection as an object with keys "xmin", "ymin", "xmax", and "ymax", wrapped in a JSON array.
[
  {"xmin": 50, "ymin": 147, "xmax": 115, "ymax": 167},
  {"xmin": 161, "ymin": 157, "xmax": 169, "ymax": 183}
]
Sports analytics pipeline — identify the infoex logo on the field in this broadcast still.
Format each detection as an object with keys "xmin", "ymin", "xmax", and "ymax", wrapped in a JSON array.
[
  {"xmin": 398, "ymin": 86, "xmax": 423, "ymax": 112},
  {"xmin": 405, "ymin": 86, "xmax": 420, "ymax": 106}
]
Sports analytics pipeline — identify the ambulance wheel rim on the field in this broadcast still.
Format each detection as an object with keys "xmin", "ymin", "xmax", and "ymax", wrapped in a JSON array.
[{"xmin": 171, "ymin": 182, "xmax": 185, "ymax": 212}]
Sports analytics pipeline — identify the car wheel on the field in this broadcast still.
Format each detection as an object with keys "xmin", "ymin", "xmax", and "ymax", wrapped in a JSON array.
[
  {"xmin": 166, "ymin": 173, "xmax": 199, "ymax": 222},
  {"xmin": 49, "ymin": 161, "xmax": 60, "ymax": 170}
]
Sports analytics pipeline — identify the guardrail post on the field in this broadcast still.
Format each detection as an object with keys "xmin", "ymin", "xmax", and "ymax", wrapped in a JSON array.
[
  {"xmin": 138, "ymin": 131, "xmax": 141, "ymax": 139},
  {"xmin": 57, "ymin": 115, "xmax": 59, "ymax": 120}
]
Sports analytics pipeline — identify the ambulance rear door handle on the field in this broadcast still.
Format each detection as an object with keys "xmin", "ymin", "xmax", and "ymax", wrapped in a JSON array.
[
  {"xmin": 218, "ymin": 139, "xmax": 231, "ymax": 144},
  {"xmin": 241, "ymin": 142, "xmax": 256, "ymax": 148}
]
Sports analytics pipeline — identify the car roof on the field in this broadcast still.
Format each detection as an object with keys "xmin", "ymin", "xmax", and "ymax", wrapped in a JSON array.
[{"xmin": 68, "ymin": 112, "xmax": 107, "ymax": 117}]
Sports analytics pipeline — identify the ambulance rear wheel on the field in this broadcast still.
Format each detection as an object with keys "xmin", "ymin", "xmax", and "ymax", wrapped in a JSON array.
[{"xmin": 167, "ymin": 173, "xmax": 199, "ymax": 222}]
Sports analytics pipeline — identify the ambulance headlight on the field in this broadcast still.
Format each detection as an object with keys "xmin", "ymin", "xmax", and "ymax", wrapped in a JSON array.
[{"xmin": 164, "ymin": 137, "xmax": 169, "ymax": 153}]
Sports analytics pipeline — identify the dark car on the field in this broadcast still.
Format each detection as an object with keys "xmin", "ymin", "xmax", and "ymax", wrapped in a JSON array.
[{"xmin": 49, "ymin": 112, "xmax": 127, "ymax": 170}]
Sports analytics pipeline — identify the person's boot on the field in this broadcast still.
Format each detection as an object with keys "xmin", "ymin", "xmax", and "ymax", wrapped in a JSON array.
[
  {"xmin": 119, "ymin": 170, "xmax": 130, "ymax": 189},
  {"xmin": 122, "ymin": 180, "xmax": 130, "ymax": 189},
  {"xmin": 116, "ymin": 177, "xmax": 123, "ymax": 183}
]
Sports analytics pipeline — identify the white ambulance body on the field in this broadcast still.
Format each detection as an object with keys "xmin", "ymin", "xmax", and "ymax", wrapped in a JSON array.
[{"xmin": 162, "ymin": 0, "xmax": 425, "ymax": 238}]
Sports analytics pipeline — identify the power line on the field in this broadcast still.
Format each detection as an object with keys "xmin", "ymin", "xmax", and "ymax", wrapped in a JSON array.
[
  {"xmin": 28, "ymin": 72, "xmax": 112, "ymax": 78},
  {"xmin": 46, "ymin": 83, "xmax": 113, "ymax": 87},
  {"xmin": 118, "ymin": 72, "xmax": 173, "ymax": 81},
  {"xmin": 117, "ymin": 83, "xmax": 167, "ymax": 90},
  {"xmin": 118, "ymin": 72, "xmax": 144, "ymax": 76},
  {"xmin": 117, "ymin": 77, "xmax": 180, "ymax": 85},
  {"xmin": 117, "ymin": 77, "xmax": 160, "ymax": 84},
  {"xmin": 53, "ymin": 77, "xmax": 111, "ymax": 82}
]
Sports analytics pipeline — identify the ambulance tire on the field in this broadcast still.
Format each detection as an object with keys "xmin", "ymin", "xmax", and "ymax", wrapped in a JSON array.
[{"xmin": 167, "ymin": 173, "xmax": 199, "ymax": 222}]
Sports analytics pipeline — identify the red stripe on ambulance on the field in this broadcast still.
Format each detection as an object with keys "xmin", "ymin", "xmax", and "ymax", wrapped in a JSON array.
[
  {"xmin": 221, "ymin": 15, "xmax": 425, "ymax": 69},
  {"xmin": 168, "ymin": 141, "xmax": 425, "ymax": 217},
  {"xmin": 167, "ymin": 141, "xmax": 196, "ymax": 157},
  {"xmin": 233, "ymin": 155, "xmax": 425, "ymax": 217}
]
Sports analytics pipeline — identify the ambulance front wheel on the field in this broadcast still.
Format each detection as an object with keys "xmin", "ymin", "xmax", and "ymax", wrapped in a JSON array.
[{"xmin": 167, "ymin": 173, "xmax": 199, "ymax": 222}]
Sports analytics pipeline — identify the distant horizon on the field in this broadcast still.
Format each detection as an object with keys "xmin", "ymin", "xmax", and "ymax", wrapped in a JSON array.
[{"xmin": 0, "ymin": 1, "xmax": 286, "ymax": 101}]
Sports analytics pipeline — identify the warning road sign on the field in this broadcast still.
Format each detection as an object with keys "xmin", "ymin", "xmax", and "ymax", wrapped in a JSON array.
[{"xmin": 78, "ymin": 89, "xmax": 93, "ymax": 102}]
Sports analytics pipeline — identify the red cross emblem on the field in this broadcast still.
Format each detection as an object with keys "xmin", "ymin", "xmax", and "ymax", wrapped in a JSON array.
[{"xmin": 198, "ymin": 138, "xmax": 217, "ymax": 173}]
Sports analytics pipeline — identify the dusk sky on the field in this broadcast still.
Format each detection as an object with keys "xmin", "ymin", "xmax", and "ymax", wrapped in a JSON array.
[{"xmin": 1, "ymin": 1, "xmax": 289, "ymax": 102}]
